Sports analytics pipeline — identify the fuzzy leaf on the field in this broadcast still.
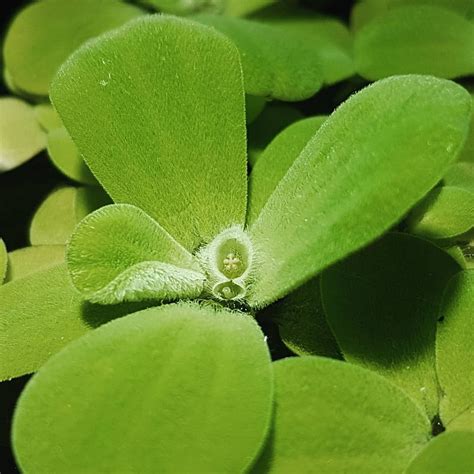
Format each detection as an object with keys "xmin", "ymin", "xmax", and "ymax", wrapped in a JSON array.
[
  {"xmin": 29, "ymin": 186, "xmax": 110, "ymax": 246},
  {"xmin": 67, "ymin": 204, "xmax": 204, "ymax": 304},
  {"xmin": 253, "ymin": 357, "xmax": 430, "ymax": 474},
  {"xmin": 0, "ymin": 238, "xmax": 7, "ymax": 284},
  {"xmin": 251, "ymin": 6, "xmax": 354, "ymax": 84},
  {"xmin": 355, "ymin": 5, "xmax": 474, "ymax": 80},
  {"xmin": 34, "ymin": 103, "xmax": 62, "ymax": 132},
  {"xmin": 408, "ymin": 186, "xmax": 474, "ymax": 240},
  {"xmin": 193, "ymin": 14, "xmax": 324, "ymax": 100},
  {"xmin": 248, "ymin": 104, "xmax": 304, "ymax": 166},
  {"xmin": 0, "ymin": 97, "xmax": 46, "ymax": 171},
  {"xmin": 5, "ymin": 246, "xmax": 65, "ymax": 283},
  {"xmin": 47, "ymin": 127, "xmax": 97, "ymax": 184},
  {"xmin": 0, "ymin": 264, "xmax": 146, "ymax": 381},
  {"xmin": 321, "ymin": 233, "xmax": 460, "ymax": 418},
  {"xmin": 248, "ymin": 116, "xmax": 326, "ymax": 225},
  {"xmin": 263, "ymin": 277, "xmax": 340, "ymax": 358},
  {"xmin": 51, "ymin": 16, "xmax": 247, "ymax": 251},
  {"xmin": 3, "ymin": 0, "xmax": 144, "ymax": 96},
  {"xmin": 248, "ymin": 76, "xmax": 471, "ymax": 307},
  {"xmin": 13, "ymin": 303, "xmax": 273, "ymax": 473},
  {"xmin": 437, "ymin": 270, "xmax": 474, "ymax": 431},
  {"xmin": 406, "ymin": 432, "xmax": 474, "ymax": 473}
]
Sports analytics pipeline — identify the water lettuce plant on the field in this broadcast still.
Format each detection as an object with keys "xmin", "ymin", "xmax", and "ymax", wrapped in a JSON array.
[{"xmin": 1, "ymin": 5, "xmax": 473, "ymax": 474}]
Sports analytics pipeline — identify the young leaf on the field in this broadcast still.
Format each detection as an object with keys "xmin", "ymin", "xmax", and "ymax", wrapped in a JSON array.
[
  {"xmin": 47, "ymin": 127, "xmax": 97, "ymax": 184},
  {"xmin": 248, "ymin": 116, "xmax": 326, "ymax": 225},
  {"xmin": 406, "ymin": 432, "xmax": 474, "ymax": 473},
  {"xmin": 0, "ymin": 97, "xmax": 46, "ymax": 172},
  {"xmin": 51, "ymin": 16, "xmax": 247, "ymax": 251},
  {"xmin": 355, "ymin": 6, "xmax": 474, "ymax": 80},
  {"xmin": 251, "ymin": 6, "xmax": 355, "ymax": 84},
  {"xmin": 0, "ymin": 238, "xmax": 7, "ymax": 284},
  {"xmin": 3, "ymin": 0, "xmax": 144, "ymax": 96},
  {"xmin": 5, "ymin": 246, "xmax": 65, "ymax": 283},
  {"xmin": 253, "ymin": 357, "xmax": 430, "ymax": 474},
  {"xmin": 67, "ymin": 204, "xmax": 205, "ymax": 304},
  {"xmin": 0, "ymin": 264, "xmax": 149, "ymax": 381},
  {"xmin": 193, "ymin": 14, "xmax": 324, "ymax": 100},
  {"xmin": 321, "ymin": 233, "xmax": 460, "ymax": 418},
  {"xmin": 34, "ymin": 103, "xmax": 62, "ymax": 132},
  {"xmin": 248, "ymin": 75, "xmax": 471, "ymax": 307},
  {"xmin": 248, "ymin": 104, "xmax": 304, "ymax": 166},
  {"xmin": 262, "ymin": 277, "xmax": 341, "ymax": 358},
  {"xmin": 407, "ymin": 186, "xmax": 474, "ymax": 240},
  {"xmin": 29, "ymin": 186, "xmax": 110, "ymax": 246},
  {"xmin": 13, "ymin": 303, "xmax": 273, "ymax": 473},
  {"xmin": 437, "ymin": 270, "xmax": 474, "ymax": 431}
]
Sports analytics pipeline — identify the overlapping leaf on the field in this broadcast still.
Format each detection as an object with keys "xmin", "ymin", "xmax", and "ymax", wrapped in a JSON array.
[
  {"xmin": 13, "ymin": 303, "xmax": 273, "ymax": 473},
  {"xmin": 249, "ymin": 75, "xmax": 471, "ymax": 307},
  {"xmin": 51, "ymin": 16, "xmax": 247, "ymax": 251}
]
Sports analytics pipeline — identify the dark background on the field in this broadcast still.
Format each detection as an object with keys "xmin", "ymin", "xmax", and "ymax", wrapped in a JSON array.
[{"xmin": 0, "ymin": 1, "xmax": 354, "ymax": 472}]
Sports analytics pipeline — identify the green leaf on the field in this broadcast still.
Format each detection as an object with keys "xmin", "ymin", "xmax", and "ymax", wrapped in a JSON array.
[
  {"xmin": 248, "ymin": 116, "xmax": 326, "ymax": 226},
  {"xmin": 251, "ymin": 6, "xmax": 354, "ymax": 84},
  {"xmin": 253, "ymin": 357, "xmax": 430, "ymax": 474},
  {"xmin": 51, "ymin": 16, "xmax": 247, "ymax": 251},
  {"xmin": 437, "ymin": 270, "xmax": 474, "ymax": 431},
  {"xmin": 34, "ymin": 103, "xmax": 62, "ymax": 132},
  {"xmin": 248, "ymin": 75, "xmax": 471, "ymax": 308},
  {"xmin": 3, "ymin": 0, "xmax": 144, "ymax": 97},
  {"xmin": 444, "ymin": 162, "xmax": 474, "ymax": 193},
  {"xmin": 193, "ymin": 14, "xmax": 324, "ymax": 100},
  {"xmin": 13, "ymin": 303, "xmax": 273, "ymax": 473},
  {"xmin": 67, "ymin": 204, "xmax": 205, "ymax": 304},
  {"xmin": 262, "ymin": 277, "xmax": 340, "ymax": 358},
  {"xmin": 406, "ymin": 432, "xmax": 474, "ymax": 473},
  {"xmin": 247, "ymin": 103, "xmax": 304, "ymax": 166},
  {"xmin": 47, "ymin": 127, "xmax": 97, "ymax": 184},
  {"xmin": 5, "ymin": 246, "xmax": 65, "ymax": 283},
  {"xmin": 0, "ymin": 264, "xmax": 148, "ymax": 381},
  {"xmin": 0, "ymin": 97, "xmax": 46, "ymax": 171},
  {"xmin": 29, "ymin": 186, "xmax": 110, "ymax": 246},
  {"xmin": 354, "ymin": 6, "xmax": 474, "ymax": 80},
  {"xmin": 0, "ymin": 238, "xmax": 7, "ymax": 284},
  {"xmin": 321, "ymin": 233, "xmax": 460, "ymax": 418},
  {"xmin": 246, "ymin": 94, "xmax": 266, "ymax": 124},
  {"xmin": 459, "ymin": 95, "xmax": 474, "ymax": 163},
  {"xmin": 224, "ymin": 0, "xmax": 276, "ymax": 16},
  {"xmin": 407, "ymin": 186, "xmax": 474, "ymax": 240}
]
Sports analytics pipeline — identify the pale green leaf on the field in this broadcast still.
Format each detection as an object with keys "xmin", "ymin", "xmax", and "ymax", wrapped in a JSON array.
[
  {"xmin": 248, "ymin": 116, "xmax": 326, "ymax": 225},
  {"xmin": 0, "ymin": 238, "xmax": 7, "ymax": 284},
  {"xmin": 248, "ymin": 76, "xmax": 471, "ymax": 307},
  {"xmin": 408, "ymin": 186, "xmax": 474, "ymax": 240},
  {"xmin": 67, "ymin": 204, "xmax": 204, "ymax": 304},
  {"xmin": 444, "ymin": 162, "xmax": 474, "ymax": 192},
  {"xmin": 437, "ymin": 270, "xmax": 474, "ymax": 431},
  {"xmin": 51, "ymin": 16, "xmax": 247, "ymax": 251},
  {"xmin": 251, "ymin": 6, "xmax": 354, "ymax": 84},
  {"xmin": 3, "ymin": 0, "xmax": 144, "ymax": 96},
  {"xmin": 253, "ymin": 357, "xmax": 430, "ymax": 474},
  {"xmin": 248, "ymin": 103, "xmax": 304, "ymax": 166},
  {"xmin": 0, "ymin": 264, "xmax": 148, "ymax": 381},
  {"xmin": 34, "ymin": 103, "xmax": 62, "ymax": 132},
  {"xmin": 5, "ymin": 246, "xmax": 65, "ymax": 283},
  {"xmin": 193, "ymin": 14, "xmax": 324, "ymax": 100},
  {"xmin": 406, "ymin": 432, "xmax": 474, "ymax": 474},
  {"xmin": 355, "ymin": 6, "xmax": 474, "ymax": 80},
  {"xmin": 321, "ymin": 233, "xmax": 460, "ymax": 418},
  {"xmin": 263, "ymin": 277, "xmax": 340, "ymax": 358},
  {"xmin": 0, "ymin": 97, "xmax": 46, "ymax": 171},
  {"xmin": 47, "ymin": 126, "xmax": 97, "ymax": 184},
  {"xmin": 13, "ymin": 303, "xmax": 273, "ymax": 473},
  {"xmin": 29, "ymin": 186, "xmax": 110, "ymax": 246}
]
